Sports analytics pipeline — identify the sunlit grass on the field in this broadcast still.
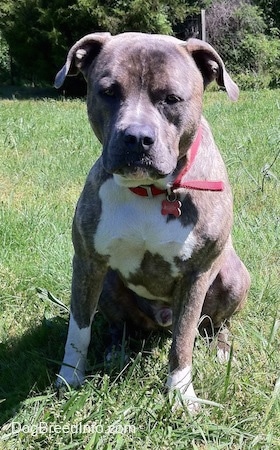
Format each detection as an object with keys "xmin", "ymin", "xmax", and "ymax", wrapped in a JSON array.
[{"xmin": 0, "ymin": 91, "xmax": 279, "ymax": 449}]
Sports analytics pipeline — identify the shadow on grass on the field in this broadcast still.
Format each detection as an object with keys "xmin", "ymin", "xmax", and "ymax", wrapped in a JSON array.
[
  {"xmin": 0, "ymin": 312, "xmax": 110, "ymax": 426},
  {"xmin": 0, "ymin": 85, "xmax": 61, "ymax": 100},
  {"xmin": 0, "ymin": 310, "xmax": 168, "ymax": 426},
  {"xmin": 0, "ymin": 81, "xmax": 87, "ymax": 99}
]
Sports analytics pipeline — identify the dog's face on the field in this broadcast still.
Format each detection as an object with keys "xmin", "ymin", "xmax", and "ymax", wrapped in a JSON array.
[
  {"xmin": 55, "ymin": 33, "xmax": 238, "ymax": 187},
  {"xmin": 86, "ymin": 36, "xmax": 204, "ymax": 186}
]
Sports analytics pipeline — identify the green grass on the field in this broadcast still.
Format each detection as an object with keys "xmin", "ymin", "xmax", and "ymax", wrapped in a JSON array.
[{"xmin": 0, "ymin": 90, "xmax": 279, "ymax": 449}]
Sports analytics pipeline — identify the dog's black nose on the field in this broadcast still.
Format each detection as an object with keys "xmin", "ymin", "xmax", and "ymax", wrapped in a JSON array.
[{"xmin": 123, "ymin": 125, "xmax": 155, "ymax": 151}]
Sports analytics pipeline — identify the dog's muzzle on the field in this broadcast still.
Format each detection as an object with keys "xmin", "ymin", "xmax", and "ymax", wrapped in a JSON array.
[{"xmin": 103, "ymin": 124, "xmax": 175, "ymax": 179}]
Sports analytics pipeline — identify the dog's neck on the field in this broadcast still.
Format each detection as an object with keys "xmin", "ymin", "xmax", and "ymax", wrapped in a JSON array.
[{"xmin": 129, "ymin": 125, "xmax": 224, "ymax": 199}]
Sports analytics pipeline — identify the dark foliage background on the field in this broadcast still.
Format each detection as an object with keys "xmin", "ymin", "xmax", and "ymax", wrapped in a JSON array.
[{"xmin": 0, "ymin": 0, "xmax": 279, "ymax": 91}]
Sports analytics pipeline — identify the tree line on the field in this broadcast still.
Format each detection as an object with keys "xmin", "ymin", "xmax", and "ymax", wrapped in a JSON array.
[{"xmin": 0, "ymin": 0, "xmax": 279, "ymax": 91}]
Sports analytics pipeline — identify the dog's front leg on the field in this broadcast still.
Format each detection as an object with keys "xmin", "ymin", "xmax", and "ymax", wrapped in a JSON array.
[
  {"xmin": 167, "ymin": 273, "xmax": 210, "ymax": 412},
  {"xmin": 56, "ymin": 254, "xmax": 106, "ymax": 388}
]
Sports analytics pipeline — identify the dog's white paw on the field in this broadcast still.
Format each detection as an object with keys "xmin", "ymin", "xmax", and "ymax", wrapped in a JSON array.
[
  {"xmin": 166, "ymin": 366, "xmax": 200, "ymax": 413},
  {"xmin": 176, "ymin": 384, "xmax": 200, "ymax": 413},
  {"xmin": 216, "ymin": 328, "xmax": 233, "ymax": 364},
  {"xmin": 56, "ymin": 313, "xmax": 91, "ymax": 390},
  {"xmin": 217, "ymin": 347, "xmax": 230, "ymax": 363},
  {"xmin": 56, "ymin": 363, "xmax": 85, "ymax": 390}
]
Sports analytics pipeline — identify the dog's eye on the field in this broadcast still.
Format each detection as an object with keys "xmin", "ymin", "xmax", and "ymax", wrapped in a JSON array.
[
  {"xmin": 165, "ymin": 95, "xmax": 182, "ymax": 105},
  {"xmin": 102, "ymin": 87, "xmax": 116, "ymax": 97}
]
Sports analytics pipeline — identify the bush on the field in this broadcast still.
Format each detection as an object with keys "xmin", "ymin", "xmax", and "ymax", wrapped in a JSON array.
[
  {"xmin": 0, "ymin": 32, "xmax": 10, "ymax": 83},
  {"xmin": 206, "ymin": 0, "xmax": 266, "ymax": 67},
  {"xmin": 234, "ymin": 72, "xmax": 271, "ymax": 90},
  {"xmin": 234, "ymin": 33, "xmax": 280, "ymax": 89},
  {"xmin": 206, "ymin": 0, "xmax": 280, "ymax": 90}
]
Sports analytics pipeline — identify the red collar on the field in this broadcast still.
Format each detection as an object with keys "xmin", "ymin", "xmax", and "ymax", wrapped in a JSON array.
[{"xmin": 129, "ymin": 126, "xmax": 224, "ymax": 198}]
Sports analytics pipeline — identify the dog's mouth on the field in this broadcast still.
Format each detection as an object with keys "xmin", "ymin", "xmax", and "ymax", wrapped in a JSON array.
[
  {"xmin": 112, "ymin": 163, "xmax": 171, "ymax": 188},
  {"xmin": 102, "ymin": 133, "xmax": 178, "ymax": 185},
  {"xmin": 113, "ymin": 172, "xmax": 170, "ymax": 189}
]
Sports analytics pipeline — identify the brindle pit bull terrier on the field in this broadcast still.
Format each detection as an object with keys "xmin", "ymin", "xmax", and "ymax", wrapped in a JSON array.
[{"xmin": 54, "ymin": 32, "xmax": 250, "ymax": 411}]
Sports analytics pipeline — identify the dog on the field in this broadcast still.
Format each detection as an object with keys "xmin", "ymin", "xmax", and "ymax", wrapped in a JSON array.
[{"xmin": 54, "ymin": 32, "xmax": 250, "ymax": 411}]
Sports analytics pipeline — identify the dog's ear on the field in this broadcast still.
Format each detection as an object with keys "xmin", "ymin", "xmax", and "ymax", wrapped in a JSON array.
[
  {"xmin": 54, "ymin": 32, "xmax": 111, "ymax": 89},
  {"xmin": 184, "ymin": 38, "xmax": 239, "ymax": 101}
]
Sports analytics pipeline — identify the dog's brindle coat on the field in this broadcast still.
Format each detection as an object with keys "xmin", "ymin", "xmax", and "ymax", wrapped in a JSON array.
[{"xmin": 55, "ymin": 32, "xmax": 250, "ymax": 411}]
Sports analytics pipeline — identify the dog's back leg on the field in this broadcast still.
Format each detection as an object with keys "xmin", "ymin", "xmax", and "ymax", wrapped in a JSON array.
[{"xmin": 200, "ymin": 245, "xmax": 251, "ymax": 362}]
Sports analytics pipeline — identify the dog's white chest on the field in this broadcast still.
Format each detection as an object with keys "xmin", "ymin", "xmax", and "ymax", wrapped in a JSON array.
[{"xmin": 94, "ymin": 179, "xmax": 197, "ymax": 296}]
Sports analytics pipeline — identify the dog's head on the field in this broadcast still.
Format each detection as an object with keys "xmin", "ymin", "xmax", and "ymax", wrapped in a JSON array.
[{"xmin": 55, "ymin": 32, "xmax": 238, "ymax": 187}]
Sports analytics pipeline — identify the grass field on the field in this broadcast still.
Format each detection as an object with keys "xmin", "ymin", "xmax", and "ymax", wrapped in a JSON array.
[{"xmin": 0, "ymin": 89, "xmax": 279, "ymax": 449}]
